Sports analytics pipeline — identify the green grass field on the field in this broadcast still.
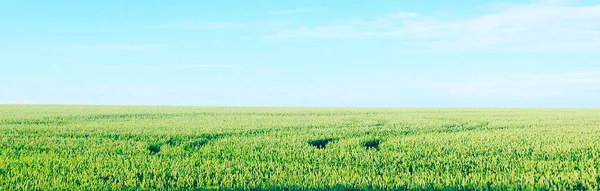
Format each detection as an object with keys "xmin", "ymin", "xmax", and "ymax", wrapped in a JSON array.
[{"xmin": 1, "ymin": 105, "xmax": 600, "ymax": 190}]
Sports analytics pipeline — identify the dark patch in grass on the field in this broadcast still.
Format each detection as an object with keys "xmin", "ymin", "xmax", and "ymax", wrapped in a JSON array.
[
  {"xmin": 136, "ymin": 172, "xmax": 144, "ymax": 182},
  {"xmin": 373, "ymin": 123, "xmax": 385, "ymax": 127},
  {"xmin": 308, "ymin": 138, "xmax": 338, "ymax": 149},
  {"xmin": 573, "ymin": 182, "xmax": 588, "ymax": 191},
  {"xmin": 361, "ymin": 139, "xmax": 382, "ymax": 150},
  {"xmin": 98, "ymin": 175, "xmax": 112, "ymax": 182},
  {"xmin": 148, "ymin": 143, "xmax": 162, "ymax": 154},
  {"xmin": 166, "ymin": 137, "xmax": 183, "ymax": 146},
  {"xmin": 184, "ymin": 139, "xmax": 210, "ymax": 150}
]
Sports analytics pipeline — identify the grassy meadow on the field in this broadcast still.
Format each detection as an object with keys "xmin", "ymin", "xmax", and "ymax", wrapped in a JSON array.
[{"xmin": 1, "ymin": 105, "xmax": 600, "ymax": 190}]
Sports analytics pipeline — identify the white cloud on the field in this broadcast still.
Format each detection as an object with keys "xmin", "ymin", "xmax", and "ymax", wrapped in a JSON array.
[
  {"xmin": 427, "ymin": 71, "xmax": 600, "ymax": 98},
  {"xmin": 267, "ymin": 1, "xmax": 600, "ymax": 52}
]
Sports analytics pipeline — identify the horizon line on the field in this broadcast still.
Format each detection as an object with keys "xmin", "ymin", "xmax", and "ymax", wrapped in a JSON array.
[{"xmin": 1, "ymin": 103, "xmax": 598, "ymax": 109}]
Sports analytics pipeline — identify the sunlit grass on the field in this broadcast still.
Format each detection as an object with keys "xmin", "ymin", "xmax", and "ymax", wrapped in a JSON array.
[{"xmin": 1, "ymin": 105, "xmax": 599, "ymax": 190}]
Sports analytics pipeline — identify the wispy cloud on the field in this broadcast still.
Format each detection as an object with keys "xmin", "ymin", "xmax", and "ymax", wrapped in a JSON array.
[
  {"xmin": 427, "ymin": 71, "xmax": 600, "ymax": 98},
  {"xmin": 69, "ymin": 44, "xmax": 160, "ymax": 51},
  {"xmin": 266, "ymin": 1, "xmax": 600, "ymax": 52},
  {"xmin": 270, "ymin": 8, "xmax": 320, "ymax": 15}
]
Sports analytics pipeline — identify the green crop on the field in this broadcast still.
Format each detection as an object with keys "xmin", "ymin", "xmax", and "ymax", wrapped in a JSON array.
[{"xmin": 1, "ymin": 105, "xmax": 599, "ymax": 190}]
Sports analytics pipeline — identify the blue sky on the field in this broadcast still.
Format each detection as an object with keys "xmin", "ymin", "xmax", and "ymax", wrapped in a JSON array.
[{"xmin": 1, "ymin": 0, "xmax": 599, "ymax": 107}]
